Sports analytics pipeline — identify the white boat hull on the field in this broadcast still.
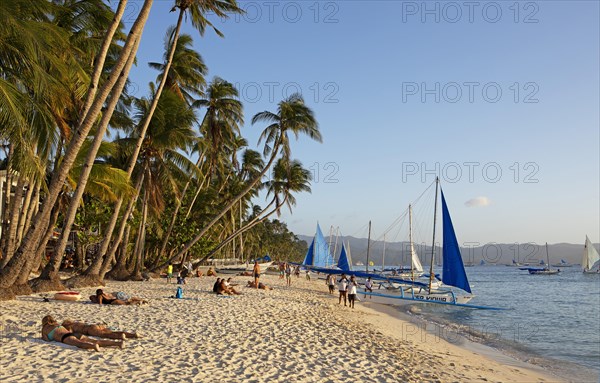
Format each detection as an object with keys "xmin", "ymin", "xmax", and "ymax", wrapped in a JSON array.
[
  {"xmin": 216, "ymin": 261, "xmax": 273, "ymax": 274},
  {"xmin": 359, "ymin": 287, "xmax": 473, "ymax": 306}
]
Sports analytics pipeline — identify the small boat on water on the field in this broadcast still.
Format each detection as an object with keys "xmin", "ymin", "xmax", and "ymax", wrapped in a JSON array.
[
  {"xmin": 551, "ymin": 259, "xmax": 573, "ymax": 268},
  {"xmin": 527, "ymin": 243, "xmax": 560, "ymax": 275},
  {"xmin": 582, "ymin": 235, "xmax": 600, "ymax": 274}
]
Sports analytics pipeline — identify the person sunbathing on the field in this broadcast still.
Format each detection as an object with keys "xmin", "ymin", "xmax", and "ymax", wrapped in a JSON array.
[
  {"xmin": 62, "ymin": 319, "xmax": 139, "ymax": 339},
  {"xmin": 90, "ymin": 289, "xmax": 148, "ymax": 305},
  {"xmin": 41, "ymin": 315, "xmax": 123, "ymax": 351},
  {"xmin": 246, "ymin": 281, "xmax": 272, "ymax": 290},
  {"xmin": 206, "ymin": 267, "xmax": 216, "ymax": 276}
]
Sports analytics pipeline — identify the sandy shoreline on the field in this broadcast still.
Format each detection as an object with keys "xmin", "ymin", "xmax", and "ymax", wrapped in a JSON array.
[{"xmin": 0, "ymin": 274, "xmax": 570, "ymax": 382}]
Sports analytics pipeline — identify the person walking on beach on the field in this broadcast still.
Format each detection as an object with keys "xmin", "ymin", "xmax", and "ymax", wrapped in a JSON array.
[
  {"xmin": 364, "ymin": 277, "xmax": 373, "ymax": 299},
  {"xmin": 167, "ymin": 263, "xmax": 173, "ymax": 283},
  {"xmin": 338, "ymin": 274, "xmax": 348, "ymax": 306},
  {"xmin": 253, "ymin": 260, "xmax": 261, "ymax": 289},
  {"xmin": 348, "ymin": 276, "xmax": 358, "ymax": 309},
  {"xmin": 327, "ymin": 274, "xmax": 335, "ymax": 294},
  {"xmin": 285, "ymin": 263, "xmax": 292, "ymax": 286}
]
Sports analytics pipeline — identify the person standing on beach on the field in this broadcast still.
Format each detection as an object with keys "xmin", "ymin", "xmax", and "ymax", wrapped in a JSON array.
[
  {"xmin": 167, "ymin": 263, "xmax": 173, "ymax": 283},
  {"xmin": 348, "ymin": 276, "xmax": 358, "ymax": 309},
  {"xmin": 285, "ymin": 263, "xmax": 292, "ymax": 286},
  {"xmin": 364, "ymin": 277, "xmax": 373, "ymax": 299},
  {"xmin": 253, "ymin": 260, "xmax": 261, "ymax": 289},
  {"xmin": 327, "ymin": 274, "xmax": 335, "ymax": 294},
  {"xmin": 338, "ymin": 274, "xmax": 348, "ymax": 306}
]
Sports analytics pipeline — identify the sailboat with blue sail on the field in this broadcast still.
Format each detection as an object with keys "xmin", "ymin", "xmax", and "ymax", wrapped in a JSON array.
[
  {"xmin": 358, "ymin": 178, "xmax": 474, "ymax": 306},
  {"xmin": 303, "ymin": 223, "xmax": 336, "ymax": 268}
]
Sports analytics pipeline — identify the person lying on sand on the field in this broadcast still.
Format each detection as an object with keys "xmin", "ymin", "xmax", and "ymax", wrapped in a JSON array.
[
  {"xmin": 41, "ymin": 315, "xmax": 123, "ymax": 351},
  {"xmin": 238, "ymin": 271, "xmax": 253, "ymax": 277},
  {"xmin": 246, "ymin": 281, "xmax": 272, "ymax": 290},
  {"xmin": 62, "ymin": 319, "xmax": 140, "ymax": 339},
  {"xmin": 90, "ymin": 289, "xmax": 148, "ymax": 305}
]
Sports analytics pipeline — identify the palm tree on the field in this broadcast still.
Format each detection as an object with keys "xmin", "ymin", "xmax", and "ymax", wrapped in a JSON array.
[
  {"xmin": 148, "ymin": 29, "xmax": 207, "ymax": 104},
  {"xmin": 84, "ymin": 0, "xmax": 243, "ymax": 278},
  {"xmin": 158, "ymin": 94, "xmax": 321, "ymax": 269},
  {"xmin": 0, "ymin": 0, "xmax": 155, "ymax": 289},
  {"xmin": 200, "ymin": 158, "xmax": 312, "ymax": 261}
]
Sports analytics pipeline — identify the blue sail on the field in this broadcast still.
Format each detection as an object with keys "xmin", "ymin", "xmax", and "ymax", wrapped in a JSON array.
[
  {"xmin": 303, "ymin": 223, "xmax": 335, "ymax": 267},
  {"xmin": 303, "ymin": 238, "xmax": 315, "ymax": 266},
  {"xmin": 337, "ymin": 243, "xmax": 351, "ymax": 271},
  {"xmin": 441, "ymin": 189, "xmax": 472, "ymax": 293}
]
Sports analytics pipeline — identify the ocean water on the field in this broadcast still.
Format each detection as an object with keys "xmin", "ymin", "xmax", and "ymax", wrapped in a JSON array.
[{"xmin": 356, "ymin": 265, "xmax": 600, "ymax": 381}]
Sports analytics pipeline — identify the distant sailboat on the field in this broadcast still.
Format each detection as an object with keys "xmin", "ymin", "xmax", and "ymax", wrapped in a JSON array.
[
  {"xmin": 582, "ymin": 236, "xmax": 600, "ymax": 274},
  {"xmin": 528, "ymin": 243, "xmax": 560, "ymax": 275}
]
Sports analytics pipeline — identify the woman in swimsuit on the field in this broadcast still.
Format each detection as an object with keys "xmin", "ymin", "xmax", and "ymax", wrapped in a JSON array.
[
  {"xmin": 91, "ymin": 289, "xmax": 147, "ymax": 305},
  {"xmin": 62, "ymin": 320, "xmax": 139, "ymax": 339},
  {"xmin": 41, "ymin": 316, "xmax": 123, "ymax": 351}
]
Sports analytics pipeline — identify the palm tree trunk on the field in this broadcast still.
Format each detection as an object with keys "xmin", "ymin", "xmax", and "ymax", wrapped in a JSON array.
[
  {"xmin": 157, "ymin": 153, "xmax": 205, "ymax": 259},
  {"xmin": 15, "ymin": 177, "xmax": 34, "ymax": 244},
  {"xmin": 0, "ymin": 144, "xmax": 13, "ymax": 258},
  {"xmin": 1, "ymin": 176, "xmax": 25, "ymax": 266},
  {"xmin": 95, "ymin": 172, "xmax": 144, "ymax": 278},
  {"xmin": 155, "ymin": 140, "xmax": 282, "ymax": 271},
  {"xmin": 131, "ymin": 188, "xmax": 149, "ymax": 279},
  {"xmin": 197, "ymin": 197, "xmax": 284, "ymax": 263},
  {"xmin": 43, "ymin": 38, "xmax": 139, "ymax": 282},
  {"xmin": 183, "ymin": 170, "xmax": 209, "ymax": 219},
  {"xmin": 85, "ymin": 8, "xmax": 185, "ymax": 278},
  {"xmin": 0, "ymin": 0, "xmax": 154, "ymax": 289},
  {"xmin": 20, "ymin": 180, "xmax": 39, "ymax": 242},
  {"xmin": 79, "ymin": 0, "xmax": 129, "ymax": 120}
]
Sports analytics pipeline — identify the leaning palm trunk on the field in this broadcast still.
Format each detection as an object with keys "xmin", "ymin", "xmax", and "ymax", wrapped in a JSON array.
[
  {"xmin": 15, "ymin": 176, "xmax": 34, "ymax": 244},
  {"xmin": 41, "ymin": 39, "xmax": 140, "ymax": 282},
  {"xmin": 98, "ymin": 172, "xmax": 144, "ymax": 278},
  {"xmin": 1, "ymin": 176, "xmax": 25, "ymax": 266},
  {"xmin": 154, "ymin": 140, "xmax": 282, "ymax": 271},
  {"xmin": 84, "ymin": 10, "xmax": 185, "ymax": 280},
  {"xmin": 0, "ymin": 0, "xmax": 154, "ymax": 289},
  {"xmin": 197, "ymin": 197, "xmax": 283, "ymax": 263},
  {"xmin": 131, "ymin": 187, "xmax": 149, "ymax": 279},
  {"xmin": 157, "ymin": 153, "xmax": 205, "ymax": 259},
  {"xmin": 19, "ymin": 179, "xmax": 39, "ymax": 243},
  {"xmin": 79, "ymin": 0, "xmax": 129, "ymax": 120}
]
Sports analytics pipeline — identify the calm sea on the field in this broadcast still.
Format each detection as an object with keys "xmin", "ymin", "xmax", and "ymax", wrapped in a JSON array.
[{"xmin": 355, "ymin": 265, "xmax": 600, "ymax": 381}]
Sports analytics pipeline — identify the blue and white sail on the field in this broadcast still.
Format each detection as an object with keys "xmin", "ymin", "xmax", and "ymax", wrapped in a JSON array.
[
  {"xmin": 337, "ymin": 242, "xmax": 351, "ymax": 272},
  {"xmin": 303, "ymin": 223, "xmax": 335, "ymax": 268},
  {"xmin": 441, "ymin": 189, "xmax": 472, "ymax": 294}
]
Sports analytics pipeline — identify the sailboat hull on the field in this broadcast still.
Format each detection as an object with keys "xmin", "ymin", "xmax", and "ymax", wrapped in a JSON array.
[
  {"xmin": 216, "ymin": 262, "xmax": 273, "ymax": 274},
  {"xmin": 358, "ymin": 287, "xmax": 473, "ymax": 306}
]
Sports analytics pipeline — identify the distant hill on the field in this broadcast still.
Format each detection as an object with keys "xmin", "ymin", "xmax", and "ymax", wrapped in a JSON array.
[{"xmin": 297, "ymin": 235, "xmax": 598, "ymax": 267}]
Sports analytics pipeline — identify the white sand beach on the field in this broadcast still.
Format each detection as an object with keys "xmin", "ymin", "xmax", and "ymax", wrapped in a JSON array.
[{"xmin": 0, "ymin": 274, "xmax": 563, "ymax": 383}]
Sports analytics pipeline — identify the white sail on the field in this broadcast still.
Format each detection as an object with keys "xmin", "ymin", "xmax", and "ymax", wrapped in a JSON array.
[
  {"xmin": 582, "ymin": 236, "xmax": 600, "ymax": 272},
  {"xmin": 410, "ymin": 242, "xmax": 424, "ymax": 272}
]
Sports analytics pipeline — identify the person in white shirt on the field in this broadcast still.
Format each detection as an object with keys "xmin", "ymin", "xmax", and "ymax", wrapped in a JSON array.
[
  {"xmin": 364, "ymin": 277, "xmax": 373, "ymax": 299},
  {"xmin": 348, "ymin": 276, "xmax": 358, "ymax": 308},
  {"xmin": 338, "ymin": 274, "xmax": 348, "ymax": 306}
]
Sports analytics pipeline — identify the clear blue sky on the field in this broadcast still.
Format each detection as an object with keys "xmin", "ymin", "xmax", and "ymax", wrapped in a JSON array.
[{"xmin": 122, "ymin": 0, "xmax": 599, "ymax": 245}]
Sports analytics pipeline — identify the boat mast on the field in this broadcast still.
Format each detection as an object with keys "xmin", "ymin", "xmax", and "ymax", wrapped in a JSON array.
[
  {"xmin": 366, "ymin": 220, "xmax": 372, "ymax": 273},
  {"xmin": 409, "ymin": 204, "xmax": 414, "ymax": 281},
  {"xmin": 545, "ymin": 242, "xmax": 550, "ymax": 270},
  {"xmin": 428, "ymin": 178, "xmax": 440, "ymax": 293},
  {"xmin": 382, "ymin": 234, "xmax": 386, "ymax": 272},
  {"xmin": 332, "ymin": 227, "xmax": 340, "ymax": 266}
]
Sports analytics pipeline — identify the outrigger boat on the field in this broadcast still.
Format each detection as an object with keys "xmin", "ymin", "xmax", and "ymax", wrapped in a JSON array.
[{"xmin": 303, "ymin": 178, "xmax": 501, "ymax": 310}]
